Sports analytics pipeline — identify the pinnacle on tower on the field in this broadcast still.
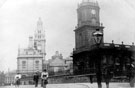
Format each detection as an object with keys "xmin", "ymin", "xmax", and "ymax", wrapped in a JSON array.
[{"xmin": 37, "ymin": 17, "xmax": 43, "ymax": 26}]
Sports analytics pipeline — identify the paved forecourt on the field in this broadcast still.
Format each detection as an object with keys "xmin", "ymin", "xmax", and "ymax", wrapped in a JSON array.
[
  {"xmin": 0, "ymin": 82, "xmax": 132, "ymax": 88},
  {"xmin": 0, "ymin": 83, "xmax": 90, "ymax": 88}
]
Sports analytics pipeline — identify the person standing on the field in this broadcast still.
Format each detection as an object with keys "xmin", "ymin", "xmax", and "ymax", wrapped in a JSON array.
[
  {"xmin": 41, "ymin": 69, "xmax": 49, "ymax": 88},
  {"xmin": 14, "ymin": 73, "xmax": 21, "ymax": 88},
  {"xmin": 89, "ymin": 75, "xmax": 93, "ymax": 84},
  {"xmin": 96, "ymin": 69, "xmax": 102, "ymax": 88},
  {"xmin": 33, "ymin": 71, "xmax": 39, "ymax": 87},
  {"xmin": 130, "ymin": 62, "xmax": 135, "ymax": 87},
  {"xmin": 104, "ymin": 66, "xmax": 112, "ymax": 88}
]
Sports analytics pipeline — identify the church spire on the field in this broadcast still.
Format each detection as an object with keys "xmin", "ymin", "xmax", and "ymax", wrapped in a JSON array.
[
  {"xmin": 37, "ymin": 17, "xmax": 43, "ymax": 30},
  {"xmin": 35, "ymin": 17, "xmax": 45, "ymax": 40},
  {"xmin": 34, "ymin": 17, "xmax": 46, "ymax": 58},
  {"xmin": 37, "ymin": 17, "xmax": 42, "ymax": 26}
]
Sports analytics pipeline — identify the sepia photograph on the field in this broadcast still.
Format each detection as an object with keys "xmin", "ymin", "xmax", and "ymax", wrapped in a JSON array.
[{"xmin": 0, "ymin": 0, "xmax": 135, "ymax": 88}]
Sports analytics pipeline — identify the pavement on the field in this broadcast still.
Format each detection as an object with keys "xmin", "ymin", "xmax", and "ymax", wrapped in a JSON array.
[{"xmin": 0, "ymin": 82, "xmax": 133, "ymax": 88}]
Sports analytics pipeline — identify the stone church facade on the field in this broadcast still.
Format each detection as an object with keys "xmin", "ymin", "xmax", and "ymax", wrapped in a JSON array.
[{"xmin": 17, "ymin": 18, "xmax": 46, "ymax": 78}]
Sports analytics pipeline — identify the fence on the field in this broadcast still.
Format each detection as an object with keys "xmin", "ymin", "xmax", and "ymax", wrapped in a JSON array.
[{"xmin": 20, "ymin": 73, "xmax": 129, "ymax": 85}]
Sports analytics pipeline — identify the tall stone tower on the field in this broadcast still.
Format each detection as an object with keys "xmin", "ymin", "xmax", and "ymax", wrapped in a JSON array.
[
  {"xmin": 73, "ymin": 0, "xmax": 104, "ymax": 74},
  {"xmin": 34, "ymin": 17, "xmax": 46, "ymax": 60},
  {"xmin": 75, "ymin": 0, "xmax": 104, "ymax": 51}
]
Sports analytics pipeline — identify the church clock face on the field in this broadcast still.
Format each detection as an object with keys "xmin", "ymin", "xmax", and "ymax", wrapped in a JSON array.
[{"xmin": 91, "ymin": 9, "xmax": 96, "ymax": 14}]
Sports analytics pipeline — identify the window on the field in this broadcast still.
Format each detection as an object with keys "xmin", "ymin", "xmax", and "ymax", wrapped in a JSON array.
[
  {"xmin": 22, "ymin": 61, "xmax": 26, "ymax": 69},
  {"xmin": 35, "ymin": 60, "xmax": 39, "ymax": 64},
  {"xmin": 38, "ymin": 35, "xmax": 41, "ymax": 39},
  {"xmin": 35, "ymin": 61, "xmax": 39, "ymax": 69},
  {"xmin": 38, "ymin": 30, "xmax": 41, "ymax": 33},
  {"xmin": 79, "ymin": 33, "xmax": 82, "ymax": 47},
  {"xmin": 91, "ymin": 18, "xmax": 96, "ymax": 25}
]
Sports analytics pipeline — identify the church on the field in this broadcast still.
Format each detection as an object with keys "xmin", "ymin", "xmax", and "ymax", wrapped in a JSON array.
[
  {"xmin": 73, "ymin": 0, "xmax": 135, "ymax": 82},
  {"xmin": 17, "ymin": 18, "xmax": 46, "ymax": 80}
]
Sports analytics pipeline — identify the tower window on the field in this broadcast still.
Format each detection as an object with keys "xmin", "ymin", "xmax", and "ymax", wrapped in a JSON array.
[
  {"xmin": 38, "ymin": 36, "xmax": 41, "ymax": 39},
  {"xmin": 38, "ymin": 30, "xmax": 41, "ymax": 33},
  {"xmin": 91, "ymin": 18, "xmax": 96, "ymax": 25},
  {"xmin": 79, "ymin": 33, "xmax": 82, "ymax": 46},
  {"xmin": 80, "ymin": 33, "xmax": 81, "ymax": 36}
]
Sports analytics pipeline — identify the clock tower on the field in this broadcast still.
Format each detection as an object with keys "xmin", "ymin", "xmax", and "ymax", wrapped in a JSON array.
[
  {"xmin": 73, "ymin": 0, "xmax": 104, "ymax": 74},
  {"xmin": 75, "ymin": 0, "xmax": 104, "ymax": 52},
  {"xmin": 77, "ymin": 0, "xmax": 100, "ymax": 27}
]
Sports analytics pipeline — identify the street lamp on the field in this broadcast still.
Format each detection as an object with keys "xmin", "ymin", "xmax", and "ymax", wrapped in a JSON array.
[
  {"xmin": 93, "ymin": 29, "xmax": 103, "ymax": 46},
  {"xmin": 93, "ymin": 29, "xmax": 103, "ymax": 88}
]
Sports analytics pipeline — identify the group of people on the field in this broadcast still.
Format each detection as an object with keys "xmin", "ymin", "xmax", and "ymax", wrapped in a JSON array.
[
  {"xmin": 14, "ymin": 69, "xmax": 49, "ymax": 88},
  {"xmin": 33, "ymin": 69, "xmax": 49, "ymax": 88}
]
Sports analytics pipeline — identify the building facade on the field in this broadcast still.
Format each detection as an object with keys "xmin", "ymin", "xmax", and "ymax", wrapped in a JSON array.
[
  {"xmin": 0, "ymin": 71, "xmax": 5, "ymax": 86},
  {"xmin": 73, "ymin": 0, "xmax": 135, "ymax": 82},
  {"xmin": 48, "ymin": 51, "xmax": 73, "ymax": 75},
  {"xmin": 4, "ymin": 70, "xmax": 16, "ymax": 85},
  {"xmin": 17, "ymin": 18, "xmax": 46, "ymax": 83}
]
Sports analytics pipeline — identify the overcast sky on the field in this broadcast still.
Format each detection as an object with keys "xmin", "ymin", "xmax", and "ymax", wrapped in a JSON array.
[{"xmin": 0, "ymin": 0, "xmax": 135, "ymax": 72}]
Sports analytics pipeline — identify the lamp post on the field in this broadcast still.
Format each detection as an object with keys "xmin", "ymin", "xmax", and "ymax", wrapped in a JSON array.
[
  {"xmin": 93, "ymin": 29, "xmax": 103, "ymax": 46},
  {"xmin": 93, "ymin": 29, "xmax": 103, "ymax": 88}
]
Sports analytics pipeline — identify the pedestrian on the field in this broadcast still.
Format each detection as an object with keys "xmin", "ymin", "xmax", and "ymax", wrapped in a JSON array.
[
  {"xmin": 96, "ymin": 69, "xmax": 102, "ymax": 88},
  {"xmin": 33, "ymin": 71, "xmax": 39, "ymax": 87},
  {"xmin": 41, "ymin": 69, "xmax": 49, "ymax": 88},
  {"xmin": 89, "ymin": 75, "xmax": 93, "ymax": 83},
  {"xmin": 104, "ymin": 66, "xmax": 112, "ymax": 88},
  {"xmin": 130, "ymin": 62, "xmax": 135, "ymax": 87},
  {"xmin": 14, "ymin": 73, "xmax": 21, "ymax": 88}
]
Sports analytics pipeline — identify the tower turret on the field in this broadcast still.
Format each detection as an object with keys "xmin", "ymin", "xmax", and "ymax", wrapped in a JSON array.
[
  {"xmin": 34, "ymin": 17, "xmax": 46, "ymax": 59},
  {"xmin": 75, "ymin": 0, "xmax": 104, "ymax": 51},
  {"xmin": 28, "ymin": 36, "xmax": 34, "ymax": 49}
]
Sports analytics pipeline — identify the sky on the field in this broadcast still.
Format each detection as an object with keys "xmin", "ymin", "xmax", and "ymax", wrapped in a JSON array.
[{"xmin": 0, "ymin": 0, "xmax": 135, "ymax": 72}]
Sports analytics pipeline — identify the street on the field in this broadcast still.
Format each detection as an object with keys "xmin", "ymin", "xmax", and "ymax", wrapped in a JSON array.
[{"xmin": 0, "ymin": 83, "xmax": 132, "ymax": 88}]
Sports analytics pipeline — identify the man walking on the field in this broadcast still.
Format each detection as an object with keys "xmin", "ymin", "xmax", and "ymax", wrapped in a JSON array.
[{"xmin": 33, "ymin": 71, "xmax": 39, "ymax": 87}]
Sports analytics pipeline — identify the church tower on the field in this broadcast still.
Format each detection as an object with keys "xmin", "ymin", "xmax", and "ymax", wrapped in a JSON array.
[
  {"xmin": 77, "ymin": 0, "xmax": 100, "ymax": 27},
  {"xmin": 75, "ymin": 0, "xmax": 104, "ymax": 51},
  {"xmin": 73, "ymin": 0, "xmax": 104, "ymax": 75},
  {"xmin": 34, "ymin": 17, "xmax": 46, "ymax": 59}
]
